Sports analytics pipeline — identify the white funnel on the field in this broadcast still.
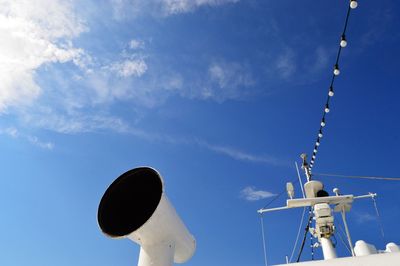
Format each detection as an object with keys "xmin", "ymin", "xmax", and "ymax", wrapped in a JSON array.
[{"xmin": 98, "ymin": 167, "xmax": 196, "ymax": 266}]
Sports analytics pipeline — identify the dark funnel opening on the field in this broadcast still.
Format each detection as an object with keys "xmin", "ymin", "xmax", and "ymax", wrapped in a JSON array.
[{"xmin": 97, "ymin": 167, "xmax": 163, "ymax": 237}]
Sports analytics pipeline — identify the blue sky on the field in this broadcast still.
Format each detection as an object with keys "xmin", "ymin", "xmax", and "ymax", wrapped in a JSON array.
[{"xmin": 0, "ymin": 0, "xmax": 400, "ymax": 265}]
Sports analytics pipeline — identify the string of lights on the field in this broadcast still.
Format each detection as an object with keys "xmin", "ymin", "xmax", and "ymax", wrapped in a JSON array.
[{"xmin": 308, "ymin": 0, "xmax": 358, "ymax": 171}]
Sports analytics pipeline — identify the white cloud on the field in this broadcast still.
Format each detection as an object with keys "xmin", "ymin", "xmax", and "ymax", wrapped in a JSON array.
[
  {"xmin": 111, "ymin": 0, "xmax": 240, "ymax": 18},
  {"xmin": 0, "ymin": 0, "xmax": 87, "ymax": 112},
  {"xmin": 27, "ymin": 136, "xmax": 55, "ymax": 150},
  {"xmin": 355, "ymin": 212, "xmax": 377, "ymax": 224},
  {"xmin": 190, "ymin": 60, "xmax": 255, "ymax": 101},
  {"xmin": 110, "ymin": 59, "xmax": 148, "ymax": 77},
  {"xmin": 161, "ymin": 0, "xmax": 240, "ymax": 15},
  {"xmin": 0, "ymin": 127, "xmax": 54, "ymax": 150},
  {"xmin": 312, "ymin": 46, "xmax": 329, "ymax": 72},
  {"xmin": 275, "ymin": 48, "xmax": 296, "ymax": 79},
  {"xmin": 1, "ymin": 127, "xmax": 19, "ymax": 138},
  {"xmin": 20, "ymin": 108, "xmax": 131, "ymax": 134},
  {"xmin": 240, "ymin": 186, "xmax": 276, "ymax": 201},
  {"xmin": 199, "ymin": 141, "xmax": 287, "ymax": 166},
  {"xmin": 129, "ymin": 39, "xmax": 145, "ymax": 49}
]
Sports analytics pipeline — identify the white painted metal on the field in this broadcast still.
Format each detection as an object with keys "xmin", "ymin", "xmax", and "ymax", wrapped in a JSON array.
[
  {"xmin": 128, "ymin": 194, "xmax": 196, "ymax": 264},
  {"xmin": 258, "ymin": 193, "xmax": 375, "ymax": 214},
  {"xmin": 138, "ymin": 242, "xmax": 175, "ymax": 266},
  {"xmin": 256, "ymin": 175, "xmax": 383, "ymax": 264},
  {"xmin": 354, "ymin": 240, "xmax": 377, "ymax": 256},
  {"xmin": 286, "ymin": 182, "xmax": 295, "ymax": 199},
  {"xmin": 275, "ymin": 251, "xmax": 400, "ymax": 266},
  {"xmin": 340, "ymin": 207, "xmax": 355, "ymax": 256},
  {"xmin": 99, "ymin": 167, "xmax": 195, "ymax": 266},
  {"xmin": 260, "ymin": 215, "xmax": 268, "ymax": 266},
  {"xmin": 320, "ymin": 237, "xmax": 337, "ymax": 260},
  {"xmin": 258, "ymin": 195, "xmax": 353, "ymax": 213},
  {"xmin": 257, "ymin": 206, "xmax": 289, "ymax": 214},
  {"xmin": 287, "ymin": 195, "xmax": 354, "ymax": 208},
  {"xmin": 295, "ymin": 162, "xmax": 306, "ymax": 198},
  {"xmin": 353, "ymin": 193, "xmax": 377, "ymax": 199},
  {"xmin": 312, "ymin": 203, "xmax": 336, "ymax": 260},
  {"xmin": 304, "ymin": 181, "xmax": 324, "ymax": 198},
  {"xmin": 385, "ymin": 242, "xmax": 400, "ymax": 253}
]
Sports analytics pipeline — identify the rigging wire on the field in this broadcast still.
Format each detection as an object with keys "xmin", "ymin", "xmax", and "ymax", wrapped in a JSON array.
[
  {"xmin": 336, "ymin": 223, "xmax": 353, "ymax": 255},
  {"xmin": 313, "ymin": 172, "xmax": 400, "ymax": 181},
  {"xmin": 289, "ymin": 207, "xmax": 307, "ymax": 262},
  {"xmin": 296, "ymin": 208, "xmax": 313, "ymax": 262},
  {"xmin": 371, "ymin": 195, "xmax": 386, "ymax": 240},
  {"xmin": 261, "ymin": 178, "xmax": 299, "ymax": 209},
  {"xmin": 308, "ymin": 2, "xmax": 356, "ymax": 170}
]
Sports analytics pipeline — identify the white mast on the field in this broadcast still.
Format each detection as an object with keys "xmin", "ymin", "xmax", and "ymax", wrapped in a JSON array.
[{"xmin": 258, "ymin": 154, "xmax": 377, "ymax": 261}]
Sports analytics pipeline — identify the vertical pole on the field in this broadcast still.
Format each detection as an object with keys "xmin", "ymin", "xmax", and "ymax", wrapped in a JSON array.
[
  {"xmin": 260, "ymin": 215, "xmax": 268, "ymax": 266},
  {"xmin": 341, "ymin": 209, "xmax": 355, "ymax": 256},
  {"xmin": 320, "ymin": 237, "xmax": 337, "ymax": 260},
  {"xmin": 295, "ymin": 162, "xmax": 306, "ymax": 198}
]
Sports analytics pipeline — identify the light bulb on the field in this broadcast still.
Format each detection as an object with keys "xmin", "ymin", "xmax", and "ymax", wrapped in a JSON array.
[
  {"xmin": 316, "ymin": 141, "xmax": 320, "ymax": 146},
  {"xmin": 325, "ymin": 104, "xmax": 330, "ymax": 113},
  {"xmin": 321, "ymin": 118, "xmax": 326, "ymax": 127},
  {"xmin": 329, "ymin": 87, "xmax": 334, "ymax": 97},
  {"xmin": 318, "ymin": 132, "xmax": 323, "ymax": 138},
  {"xmin": 340, "ymin": 35, "xmax": 347, "ymax": 48},
  {"xmin": 350, "ymin": 0, "xmax": 358, "ymax": 9},
  {"xmin": 334, "ymin": 64, "xmax": 340, "ymax": 76},
  {"xmin": 311, "ymin": 160, "xmax": 314, "ymax": 164},
  {"xmin": 314, "ymin": 149, "xmax": 318, "ymax": 153},
  {"xmin": 312, "ymin": 155, "xmax": 316, "ymax": 160}
]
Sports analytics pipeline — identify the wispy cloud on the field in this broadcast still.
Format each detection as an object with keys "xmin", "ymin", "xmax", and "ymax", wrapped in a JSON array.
[
  {"xmin": 310, "ymin": 46, "xmax": 330, "ymax": 73},
  {"xmin": 0, "ymin": 0, "xmax": 87, "ymax": 112},
  {"xmin": 110, "ymin": 0, "xmax": 240, "ymax": 18},
  {"xmin": 275, "ymin": 48, "xmax": 296, "ymax": 80},
  {"xmin": 0, "ymin": 0, "xmax": 258, "ymax": 134},
  {"xmin": 161, "ymin": 0, "xmax": 240, "ymax": 15},
  {"xmin": 0, "ymin": 127, "xmax": 54, "ymax": 150},
  {"xmin": 355, "ymin": 212, "xmax": 377, "ymax": 224},
  {"xmin": 198, "ymin": 141, "xmax": 288, "ymax": 166},
  {"xmin": 0, "ymin": 0, "xmax": 286, "ymax": 166},
  {"xmin": 20, "ymin": 109, "xmax": 131, "ymax": 134},
  {"xmin": 109, "ymin": 59, "xmax": 148, "ymax": 78},
  {"xmin": 27, "ymin": 136, "xmax": 55, "ymax": 150},
  {"xmin": 201, "ymin": 60, "xmax": 255, "ymax": 101},
  {"xmin": 240, "ymin": 186, "xmax": 276, "ymax": 201},
  {"xmin": 129, "ymin": 39, "xmax": 145, "ymax": 50}
]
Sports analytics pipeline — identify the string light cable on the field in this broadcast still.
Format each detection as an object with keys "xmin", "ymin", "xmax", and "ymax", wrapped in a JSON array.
[
  {"xmin": 296, "ymin": 208, "xmax": 313, "ymax": 262},
  {"xmin": 308, "ymin": 0, "xmax": 359, "ymax": 171},
  {"xmin": 289, "ymin": 207, "xmax": 307, "ymax": 263},
  {"xmin": 313, "ymin": 172, "xmax": 400, "ymax": 181}
]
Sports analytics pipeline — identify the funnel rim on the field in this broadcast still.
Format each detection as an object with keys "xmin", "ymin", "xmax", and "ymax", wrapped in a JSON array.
[{"xmin": 97, "ymin": 167, "xmax": 163, "ymax": 238}]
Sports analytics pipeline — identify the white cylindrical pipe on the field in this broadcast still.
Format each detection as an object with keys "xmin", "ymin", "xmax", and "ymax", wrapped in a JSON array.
[
  {"xmin": 138, "ymin": 242, "xmax": 175, "ymax": 266},
  {"xmin": 98, "ymin": 167, "xmax": 196, "ymax": 266},
  {"xmin": 320, "ymin": 237, "xmax": 337, "ymax": 260},
  {"xmin": 128, "ymin": 194, "xmax": 196, "ymax": 263}
]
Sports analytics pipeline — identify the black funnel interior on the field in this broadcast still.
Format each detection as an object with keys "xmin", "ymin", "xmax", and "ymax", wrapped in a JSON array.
[{"xmin": 98, "ymin": 167, "xmax": 163, "ymax": 237}]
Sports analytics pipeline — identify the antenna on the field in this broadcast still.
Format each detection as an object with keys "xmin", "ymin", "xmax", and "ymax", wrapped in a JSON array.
[{"xmin": 300, "ymin": 153, "xmax": 312, "ymax": 181}]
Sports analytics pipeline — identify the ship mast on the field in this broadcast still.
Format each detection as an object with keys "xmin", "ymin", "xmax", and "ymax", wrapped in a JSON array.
[{"xmin": 258, "ymin": 153, "xmax": 376, "ymax": 261}]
